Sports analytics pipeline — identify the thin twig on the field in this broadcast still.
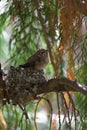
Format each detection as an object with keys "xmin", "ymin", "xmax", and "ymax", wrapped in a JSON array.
[
  {"xmin": 66, "ymin": 92, "xmax": 77, "ymax": 130},
  {"xmin": 61, "ymin": 92, "xmax": 72, "ymax": 130},
  {"xmin": 19, "ymin": 105, "xmax": 31, "ymax": 125},
  {"xmin": 56, "ymin": 93, "xmax": 61, "ymax": 130},
  {"xmin": 34, "ymin": 96, "xmax": 53, "ymax": 130},
  {"xmin": 34, "ymin": 97, "xmax": 42, "ymax": 130}
]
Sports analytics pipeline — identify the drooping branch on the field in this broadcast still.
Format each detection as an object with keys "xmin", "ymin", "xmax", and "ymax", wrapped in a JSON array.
[
  {"xmin": 0, "ymin": 66, "xmax": 87, "ymax": 105},
  {"xmin": 34, "ymin": 0, "xmax": 59, "ymax": 76}
]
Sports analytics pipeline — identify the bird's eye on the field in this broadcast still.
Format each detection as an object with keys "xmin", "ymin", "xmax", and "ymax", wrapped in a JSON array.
[
  {"xmin": 41, "ymin": 51, "xmax": 46, "ymax": 56},
  {"xmin": 38, "ymin": 49, "xmax": 48, "ymax": 56},
  {"xmin": 41, "ymin": 51, "xmax": 45, "ymax": 54}
]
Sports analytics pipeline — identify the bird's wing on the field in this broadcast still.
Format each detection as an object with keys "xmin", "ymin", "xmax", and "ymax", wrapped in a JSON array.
[
  {"xmin": 27, "ymin": 54, "xmax": 41, "ymax": 62},
  {"xmin": 19, "ymin": 55, "xmax": 41, "ymax": 68}
]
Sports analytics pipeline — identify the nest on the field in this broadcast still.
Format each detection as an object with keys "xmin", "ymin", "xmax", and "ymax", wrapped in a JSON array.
[{"xmin": 5, "ymin": 66, "xmax": 47, "ymax": 105}]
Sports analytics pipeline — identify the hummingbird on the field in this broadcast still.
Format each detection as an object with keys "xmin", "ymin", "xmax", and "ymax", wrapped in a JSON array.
[{"xmin": 19, "ymin": 49, "xmax": 49, "ymax": 71}]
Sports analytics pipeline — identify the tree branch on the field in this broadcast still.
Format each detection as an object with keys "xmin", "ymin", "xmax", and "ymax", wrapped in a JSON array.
[
  {"xmin": 38, "ymin": 77, "xmax": 87, "ymax": 96},
  {"xmin": 0, "ymin": 66, "xmax": 87, "ymax": 105}
]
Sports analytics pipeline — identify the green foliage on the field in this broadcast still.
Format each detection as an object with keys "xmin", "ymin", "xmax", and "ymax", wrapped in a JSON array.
[
  {"xmin": 0, "ymin": 0, "xmax": 59, "ymax": 67},
  {"xmin": 45, "ymin": 64, "xmax": 54, "ymax": 78},
  {"xmin": 0, "ymin": 12, "xmax": 9, "ymax": 60},
  {"xmin": 76, "ymin": 62, "xmax": 87, "ymax": 85},
  {"xmin": 75, "ymin": 62, "xmax": 87, "ymax": 129},
  {"xmin": 2, "ymin": 103, "xmax": 35, "ymax": 130},
  {"xmin": 7, "ymin": 0, "xmax": 44, "ymax": 66}
]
